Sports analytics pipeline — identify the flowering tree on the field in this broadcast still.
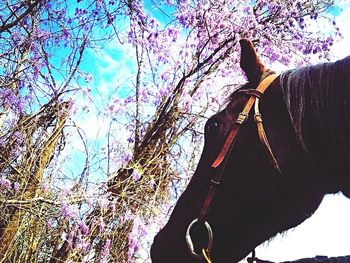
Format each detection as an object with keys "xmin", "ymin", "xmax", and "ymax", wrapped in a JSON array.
[{"xmin": 0, "ymin": 0, "xmax": 341, "ymax": 262}]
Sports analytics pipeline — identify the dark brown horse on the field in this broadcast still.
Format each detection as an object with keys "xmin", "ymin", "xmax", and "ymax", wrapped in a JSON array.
[{"xmin": 150, "ymin": 39, "xmax": 350, "ymax": 263}]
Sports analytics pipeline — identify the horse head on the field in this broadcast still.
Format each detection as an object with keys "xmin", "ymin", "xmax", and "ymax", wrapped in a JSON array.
[{"xmin": 151, "ymin": 39, "xmax": 350, "ymax": 262}]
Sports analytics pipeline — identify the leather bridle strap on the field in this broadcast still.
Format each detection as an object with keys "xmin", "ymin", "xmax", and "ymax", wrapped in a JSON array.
[
  {"xmin": 198, "ymin": 73, "xmax": 279, "ymax": 223},
  {"xmin": 254, "ymin": 96, "xmax": 281, "ymax": 173}
]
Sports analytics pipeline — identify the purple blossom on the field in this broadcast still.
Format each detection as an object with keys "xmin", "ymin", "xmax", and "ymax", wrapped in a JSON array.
[
  {"xmin": 167, "ymin": 27, "xmax": 178, "ymax": 42},
  {"xmin": 66, "ymin": 230, "xmax": 75, "ymax": 248},
  {"xmin": 86, "ymin": 196, "xmax": 94, "ymax": 208},
  {"xmin": 159, "ymin": 86, "xmax": 169, "ymax": 97},
  {"xmin": 99, "ymin": 217, "xmax": 106, "ymax": 233},
  {"xmin": 243, "ymin": 6, "xmax": 251, "ymax": 13},
  {"xmin": 122, "ymin": 151, "xmax": 133, "ymax": 165},
  {"xmin": 107, "ymin": 104, "xmax": 115, "ymax": 115},
  {"xmin": 127, "ymin": 136, "xmax": 134, "ymax": 144},
  {"xmin": 127, "ymin": 216, "xmax": 148, "ymax": 259},
  {"xmin": 12, "ymin": 131, "xmax": 24, "ymax": 145},
  {"xmin": 41, "ymin": 182, "xmax": 50, "ymax": 193},
  {"xmin": 0, "ymin": 89, "xmax": 23, "ymax": 112},
  {"xmin": 101, "ymin": 238, "xmax": 111, "ymax": 259},
  {"xmin": 281, "ymin": 55, "xmax": 291, "ymax": 65},
  {"xmin": 60, "ymin": 202, "xmax": 76, "ymax": 220},
  {"xmin": 111, "ymin": 201, "xmax": 116, "ymax": 213},
  {"xmin": 303, "ymin": 42, "xmax": 313, "ymax": 55},
  {"xmin": 76, "ymin": 237, "xmax": 90, "ymax": 252},
  {"xmin": 84, "ymin": 73, "xmax": 93, "ymax": 83},
  {"xmin": 120, "ymin": 210, "xmax": 132, "ymax": 224},
  {"xmin": 0, "ymin": 176, "xmax": 11, "ymax": 190},
  {"xmin": 313, "ymin": 46, "xmax": 321, "ymax": 54},
  {"xmin": 128, "ymin": 238, "xmax": 139, "ymax": 259},
  {"xmin": 310, "ymin": 12, "xmax": 318, "ymax": 20},
  {"xmin": 131, "ymin": 169, "xmax": 141, "ymax": 181},
  {"xmin": 13, "ymin": 182, "xmax": 20, "ymax": 191},
  {"xmin": 78, "ymin": 221, "xmax": 89, "ymax": 236},
  {"xmin": 37, "ymin": 29, "xmax": 51, "ymax": 41},
  {"xmin": 161, "ymin": 70, "xmax": 170, "ymax": 81},
  {"xmin": 179, "ymin": 93, "xmax": 192, "ymax": 111},
  {"xmin": 107, "ymin": 13, "xmax": 115, "ymax": 25},
  {"xmin": 149, "ymin": 179, "xmax": 156, "ymax": 188},
  {"xmin": 99, "ymin": 194, "xmax": 109, "ymax": 209},
  {"xmin": 149, "ymin": 18, "xmax": 156, "ymax": 28}
]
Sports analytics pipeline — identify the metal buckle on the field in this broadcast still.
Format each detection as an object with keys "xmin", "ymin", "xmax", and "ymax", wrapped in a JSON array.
[
  {"xmin": 254, "ymin": 113, "xmax": 262, "ymax": 123},
  {"xmin": 236, "ymin": 112, "xmax": 248, "ymax": 124},
  {"xmin": 185, "ymin": 218, "xmax": 213, "ymax": 260}
]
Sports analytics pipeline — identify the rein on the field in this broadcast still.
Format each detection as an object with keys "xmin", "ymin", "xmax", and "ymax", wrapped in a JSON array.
[{"xmin": 185, "ymin": 73, "xmax": 280, "ymax": 262}]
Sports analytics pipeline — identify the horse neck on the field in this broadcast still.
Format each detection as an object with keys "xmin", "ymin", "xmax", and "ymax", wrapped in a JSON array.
[{"xmin": 280, "ymin": 57, "xmax": 350, "ymax": 182}]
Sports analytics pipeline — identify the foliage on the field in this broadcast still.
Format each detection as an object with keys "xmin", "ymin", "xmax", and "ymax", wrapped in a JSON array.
[{"xmin": 0, "ymin": 0, "xmax": 341, "ymax": 262}]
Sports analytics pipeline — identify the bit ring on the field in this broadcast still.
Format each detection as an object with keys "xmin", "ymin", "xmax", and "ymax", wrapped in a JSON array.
[{"xmin": 185, "ymin": 218, "xmax": 213, "ymax": 259}]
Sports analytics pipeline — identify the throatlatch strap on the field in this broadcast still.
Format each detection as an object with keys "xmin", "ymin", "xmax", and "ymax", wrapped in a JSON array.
[{"xmin": 254, "ymin": 98, "xmax": 281, "ymax": 173}]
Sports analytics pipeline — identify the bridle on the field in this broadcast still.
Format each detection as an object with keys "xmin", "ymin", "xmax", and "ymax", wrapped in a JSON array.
[{"xmin": 185, "ymin": 73, "xmax": 281, "ymax": 263}]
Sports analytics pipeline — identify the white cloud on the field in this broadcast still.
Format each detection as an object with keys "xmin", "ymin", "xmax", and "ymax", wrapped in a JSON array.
[{"xmin": 332, "ymin": 4, "xmax": 350, "ymax": 59}]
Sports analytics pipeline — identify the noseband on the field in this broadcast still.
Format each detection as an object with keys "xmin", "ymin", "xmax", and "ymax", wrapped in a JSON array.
[{"xmin": 185, "ymin": 73, "xmax": 280, "ymax": 262}]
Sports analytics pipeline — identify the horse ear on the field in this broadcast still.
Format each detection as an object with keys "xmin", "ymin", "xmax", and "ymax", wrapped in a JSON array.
[{"xmin": 239, "ymin": 39, "xmax": 267, "ymax": 83}]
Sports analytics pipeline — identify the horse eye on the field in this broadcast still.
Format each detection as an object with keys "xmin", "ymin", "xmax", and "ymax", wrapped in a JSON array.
[{"xmin": 206, "ymin": 120, "xmax": 219, "ymax": 130}]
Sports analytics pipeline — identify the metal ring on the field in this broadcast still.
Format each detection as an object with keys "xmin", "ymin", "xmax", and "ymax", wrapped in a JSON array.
[{"xmin": 185, "ymin": 218, "xmax": 213, "ymax": 260}]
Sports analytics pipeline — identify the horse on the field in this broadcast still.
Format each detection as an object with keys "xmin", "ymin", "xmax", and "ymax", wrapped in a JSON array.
[{"xmin": 150, "ymin": 39, "xmax": 350, "ymax": 263}]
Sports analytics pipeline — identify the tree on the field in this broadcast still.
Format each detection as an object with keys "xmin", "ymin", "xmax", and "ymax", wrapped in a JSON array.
[{"xmin": 0, "ymin": 0, "xmax": 341, "ymax": 262}]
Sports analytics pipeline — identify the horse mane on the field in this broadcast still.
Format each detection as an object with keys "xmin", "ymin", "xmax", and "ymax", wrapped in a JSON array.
[{"xmin": 280, "ymin": 56, "xmax": 350, "ymax": 170}]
